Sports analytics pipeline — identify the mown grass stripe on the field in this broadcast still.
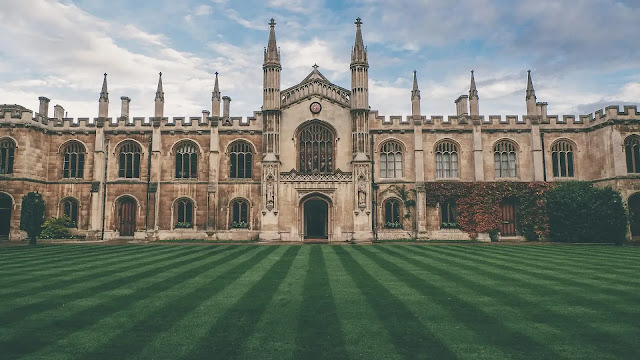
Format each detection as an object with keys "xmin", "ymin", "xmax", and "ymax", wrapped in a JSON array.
[
  {"xmin": 358, "ymin": 245, "xmax": 567, "ymax": 360},
  {"xmin": 0, "ymin": 246, "xmax": 203, "ymax": 322},
  {"xmin": 182, "ymin": 246, "xmax": 301, "ymax": 359},
  {"xmin": 293, "ymin": 246, "xmax": 350, "ymax": 360},
  {"xmin": 382, "ymin": 245, "xmax": 635, "ymax": 359},
  {"xmin": 334, "ymin": 246, "xmax": 460, "ymax": 360},
  {"xmin": 0, "ymin": 246, "xmax": 176, "ymax": 299},
  {"xmin": 321, "ymin": 246, "xmax": 401, "ymax": 360},
  {"xmin": 430, "ymin": 245, "xmax": 640, "ymax": 299},
  {"xmin": 424, "ymin": 246, "xmax": 640, "ymax": 332},
  {"xmin": 237, "ymin": 245, "xmax": 311, "ymax": 360},
  {"xmin": 1, "ymin": 245, "xmax": 249, "ymax": 359},
  {"xmin": 0, "ymin": 245, "xmax": 226, "ymax": 338},
  {"xmin": 70, "ymin": 245, "xmax": 278, "ymax": 360},
  {"xmin": 0, "ymin": 245, "xmax": 95, "ymax": 263}
]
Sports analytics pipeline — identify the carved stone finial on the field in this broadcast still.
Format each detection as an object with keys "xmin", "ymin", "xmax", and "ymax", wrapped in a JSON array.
[
  {"xmin": 269, "ymin": 18, "xmax": 276, "ymax": 27},
  {"xmin": 355, "ymin": 17, "xmax": 362, "ymax": 27},
  {"xmin": 312, "ymin": 64, "xmax": 319, "ymax": 71}
]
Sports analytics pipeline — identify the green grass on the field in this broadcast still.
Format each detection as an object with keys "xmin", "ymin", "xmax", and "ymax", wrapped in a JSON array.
[{"xmin": 1, "ymin": 244, "xmax": 639, "ymax": 359}]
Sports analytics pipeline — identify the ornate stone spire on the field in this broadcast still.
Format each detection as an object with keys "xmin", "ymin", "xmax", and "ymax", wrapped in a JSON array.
[
  {"xmin": 155, "ymin": 72, "xmax": 164, "ymax": 118},
  {"xmin": 99, "ymin": 73, "xmax": 109, "ymax": 118},
  {"xmin": 212, "ymin": 71, "xmax": 220, "ymax": 100},
  {"xmin": 469, "ymin": 70, "xmax": 478, "ymax": 100},
  {"xmin": 526, "ymin": 70, "xmax": 536, "ymax": 100},
  {"xmin": 351, "ymin": 17, "xmax": 367, "ymax": 64},
  {"xmin": 411, "ymin": 70, "xmax": 420, "ymax": 100},
  {"xmin": 264, "ymin": 18, "xmax": 280, "ymax": 65},
  {"xmin": 212, "ymin": 72, "xmax": 221, "ymax": 117},
  {"xmin": 155, "ymin": 72, "xmax": 164, "ymax": 102}
]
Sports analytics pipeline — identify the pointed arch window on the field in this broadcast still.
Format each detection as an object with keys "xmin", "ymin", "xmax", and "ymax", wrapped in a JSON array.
[
  {"xmin": 384, "ymin": 198, "xmax": 402, "ymax": 228},
  {"xmin": 230, "ymin": 199, "xmax": 249, "ymax": 229},
  {"xmin": 551, "ymin": 140, "xmax": 575, "ymax": 177},
  {"xmin": 625, "ymin": 135, "xmax": 640, "ymax": 173},
  {"xmin": 299, "ymin": 123, "xmax": 334, "ymax": 174},
  {"xmin": 0, "ymin": 138, "xmax": 15, "ymax": 175},
  {"xmin": 380, "ymin": 141, "xmax": 403, "ymax": 178},
  {"xmin": 62, "ymin": 142, "xmax": 85, "ymax": 179},
  {"xmin": 230, "ymin": 141, "xmax": 253, "ymax": 179},
  {"xmin": 494, "ymin": 140, "xmax": 517, "ymax": 178},
  {"xmin": 435, "ymin": 141, "xmax": 459, "ymax": 179},
  {"xmin": 61, "ymin": 197, "xmax": 78, "ymax": 227},
  {"xmin": 175, "ymin": 141, "xmax": 198, "ymax": 179},
  {"xmin": 440, "ymin": 200, "xmax": 458, "ymax": 229},
  {"xmin": 175, "ymin": 198, "xmax": 194, "ymax": 228},
  {"xmin": 118, "ymin": 141, "xmax": 141, "ymax": 179}
]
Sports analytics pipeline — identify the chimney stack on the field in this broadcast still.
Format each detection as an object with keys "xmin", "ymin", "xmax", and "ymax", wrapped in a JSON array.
[
  {"xmin": 222, "ymin": 96, "xmax": 231, "ymax": 118},
  {"xmin": 120, "ymin": 96, "xmax": 131, "ymax": 119},
  {"xmin": 202, "ymin": 110, "xmax": 210, "ymax": 124},
  {"xmin": 455, "ymin": 95, "xmax": 469, "ymax": 116},
  {"xmin": 53, "ymin": 104, "xmax": 64, "ymax": 120},
  {"xmin": 38, "ymin": 96, "xmax": 50, "ymax": 118}
]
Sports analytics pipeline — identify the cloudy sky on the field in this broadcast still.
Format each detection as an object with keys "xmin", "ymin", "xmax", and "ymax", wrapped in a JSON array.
[{"xmin": 1, "ymin": 0, "xmax": 639, "ymax": 119}]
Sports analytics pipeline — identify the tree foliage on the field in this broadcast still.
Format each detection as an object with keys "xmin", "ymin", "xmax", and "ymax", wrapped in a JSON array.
[
  {"xmin": 546, "ymin": 181, "xmax": 627, "ymax": 244},
  {"xmin": 20, "ymin": 191, "xmax": 46, "ymax": 245},
  {"xmin": 40, "ymin": 215, "xmax": 75, "ymax": 239}
]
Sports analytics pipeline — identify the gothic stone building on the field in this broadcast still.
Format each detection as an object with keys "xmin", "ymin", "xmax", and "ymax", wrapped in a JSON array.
[{"xmin": 1, "ymin": 18, "xmax": 640, "ymax": 242}]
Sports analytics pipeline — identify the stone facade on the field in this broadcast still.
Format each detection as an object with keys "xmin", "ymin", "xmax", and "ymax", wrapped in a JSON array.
[{"xmin": 1, "ymin": 18, "xmax": 640, "ymax": 242}]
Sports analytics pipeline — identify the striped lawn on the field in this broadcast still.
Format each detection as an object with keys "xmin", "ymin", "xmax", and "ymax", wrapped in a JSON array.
[{"xmin": 1, "ymin": 244, "xmax": 639, "ymax": 360}]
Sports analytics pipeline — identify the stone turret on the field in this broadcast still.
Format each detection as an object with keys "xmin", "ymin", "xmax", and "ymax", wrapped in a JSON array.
[
  {"xmin": 350, "ymin": 17, "xmax": 369, "ymax": 111},
  {"xmin": 263, "ymin": 19, "xmax": 281, "ymax": 111},
  {"xmin": 212, "ymin": 72, "xmax": 221, "ymax": 117},
  {"xmin": 411, "ymin": 70, "xmax": 421, "ymax": 119},
  {"xmin": 154, "ymin": 72, "xmax": 164, "ymax": 119},
  {"xmin": 526, "ymin": 70, "xmax": 537, "ymax": 116},
  {"xmin": 469, "ymin": 70, "xmax": 479, "ymax": 116},
  {"xmin": 99, "ymin": 73, "xmax": 108, "ymax": 118}
]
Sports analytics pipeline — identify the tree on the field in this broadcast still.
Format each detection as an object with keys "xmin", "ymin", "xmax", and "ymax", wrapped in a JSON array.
[{"xmin": 20, "ymin": 192, "xmax": 45, "ymax": 246}]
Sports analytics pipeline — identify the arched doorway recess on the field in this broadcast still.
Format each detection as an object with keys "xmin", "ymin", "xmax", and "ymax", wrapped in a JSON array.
[
  {"xmin": 302, "ymin": 195, "xmax": 330, "ymax": 240},
  {"xmin": 117, "ymin": 197, "xmax": 137, "ymax": 236},
  {"xmin": 0, "ymin": 193, "xmax": 12, "ymax": 241}
]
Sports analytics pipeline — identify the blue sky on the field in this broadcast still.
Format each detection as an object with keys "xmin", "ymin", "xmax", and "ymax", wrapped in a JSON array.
[{"xmin": 1, "ymin": 0, "xmax": 639, "ymax": 118}]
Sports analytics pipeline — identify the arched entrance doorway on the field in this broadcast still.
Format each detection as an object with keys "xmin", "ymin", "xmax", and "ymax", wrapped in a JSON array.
[
  {"xmin": 0, "ymin": 193, "xmax": 12, "ymax": 241},
  {"xmin": 628, "ymin": 193, "xmax": 640, "ymax": 237},
  {"xmin": 499, "ymin": 199, "xmax": 517, "ymax": 236},
  {"xmin": 117, "ymin": 197, "xmax": 137, "ymax": 236},
  {"xmin": 303, "ymin": 197, "xmax": 329, "ymax": 240}
]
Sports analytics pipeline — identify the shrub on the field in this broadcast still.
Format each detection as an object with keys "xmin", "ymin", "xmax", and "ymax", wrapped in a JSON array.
[
  {"xmin": 175, "ymin": 221, "xmax": 193, "ymax": 229},
  {"xmin": 20, "ymin": 192, "xmax": 46, "ymax": 245},
  {"xmin": 40, "ymin": 216, "xmax": 75, "ymax": 239},
  {"xmin": 546, "ymin": 181, "xmax": 627, "ymax": 244}
]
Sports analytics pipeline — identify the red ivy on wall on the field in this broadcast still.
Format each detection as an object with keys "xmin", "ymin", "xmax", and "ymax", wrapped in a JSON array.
[{"xmin": 424, "ymin": 182, "xmax": 552, "ymax": 240}]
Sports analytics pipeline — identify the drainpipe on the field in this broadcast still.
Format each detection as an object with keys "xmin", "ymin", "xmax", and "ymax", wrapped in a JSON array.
[
  {"xmin": 145, "ymin": 134, "xmax": 152, "ymax": 230},
  {"xmin": 540, "ymin": 132, "xmax": 547, "ymax": 181},
  {"xmin": 100, "ymin": 139, "xmax": 109, "ymax": 241},
  {"xmin": 370, "ymin": 134, "xmax": 378, "ymax": 242}
]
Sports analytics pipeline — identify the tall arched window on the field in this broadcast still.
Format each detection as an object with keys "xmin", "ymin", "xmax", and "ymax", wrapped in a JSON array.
[
  {"xmin": 435, "ymin": 141, "xmax": 459, "ymax": 179},
  {"xmin": 380, "ymin": 141, "xmax": 403, "ymax": 178},
  {"xmin": 62, "ymin": 142, "xmax": 85, "ymax": 179},
  {"xmin": 494, "ymin": 140, "xmax": 517, "ymax": 178},
  {"xmin": 118, "ymin": 141, "xmax": 141, "ymax": 178},
  {"xmin": 440, "ymin": 200, "xmax": 457, "ymax": 229},
  {"xmin": 231, "ymin": 199, "xmax": 249, "ymax": 229},
  {"xmin": 551, "ymin": 140, "xmax": 575, "ymax": 177},
  {"xmin": 625, "ymin": 135, "xmax": 640, "ymax": 173},
  {"xmin": 229, "ymin": 141, "xmax": 253, "ymax": 179},
  {"xmin": 61, "ymin": 197, "xmax": 78, "ymax": 227},
  {"xmin": 299, "ymin": 122, "xmax": 333, "ymax": 174},
  {"xmin": 0, "ymin": 138, "xmax": 15, "ymax": 175},
  {"xmin": 175, "ymin": 141, "xmax": 198, "ymax": 179},
  {"xmin": 175, "ymin": 198, "xmax": 194, "ymax": 228},
  {"xmin": 384, "ymin": 198, "xmax": 402, "ymax": 228}
]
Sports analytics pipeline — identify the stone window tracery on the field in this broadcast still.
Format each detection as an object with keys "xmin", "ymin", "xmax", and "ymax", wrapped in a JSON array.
[
  {"xmin": 175, "ymin": 141, "xmax": 198, "ymax": 179},
  {"xmin": 625, "ymin": 135, "xmax": 640, "ymax": 173},
  {"xmin": 0, "ymin": 138, "xmax": 15, "ymax": 175},
  {"xmin": 493, "ymin": 140, "xmax": 517, "ymax": 178},
  {"xmin": 175, "ymin": 198, "xmax": 194, "ymax": 228},
  {"xmin": 384, "ymin": 198, "xmax": 402, "ymax": 228},
  {"xmin": 231, "ymin": 199, "xmax": 249, "ymax": 229},
  {"xmin": 440, "ymin": 200, "xmax": 458, "ymax": 229},
  {"xmin": 380, "ymin": 141, "xmax": 403, "ymax": 178},
  {"xmin": 229, "ymin": 141, "xmax": 253, "ymax": 179},
  {"xmin": 62, "ymin": 141, "xmax": 85, "ymax": 179},
  {"xmin": 298, "ymin": 123, "xmax": 333, "ymax": 174},
  {"xmin": 61, "ymin": 197, "xmax": 78, "ymax": 227},
  {"xmin": 551, "ymin": 140, "xmax": 575, "ymax": 177},
  {"xmin": 118, "ymin": 141, "xmax": 141, "ymax": 179},
  {"xmin": 435, "ymin": 141, "xmax": 458, "ymax": 179}
]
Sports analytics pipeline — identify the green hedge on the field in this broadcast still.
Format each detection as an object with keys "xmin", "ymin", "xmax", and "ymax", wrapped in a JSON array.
[{"xmin": 546, "ymin": 182, "xmax": 627, "ymax": 244}]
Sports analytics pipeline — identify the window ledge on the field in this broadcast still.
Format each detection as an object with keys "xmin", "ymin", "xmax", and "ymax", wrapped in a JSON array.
[
  {"xmin": 435, "ymin": 177, "xmax": 461, "ymax": 182},
  {"xmin": 552, "ymin": 177, "xmax": 576, "ymax": 181},
  {"xmin": 494, "ymin": 177, "xmax": 519, "ymax": 181}
]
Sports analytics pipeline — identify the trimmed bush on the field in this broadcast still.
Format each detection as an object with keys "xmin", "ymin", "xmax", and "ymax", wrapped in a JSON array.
[
  {"xmin": 40, "ymin": 216, "xmax": 75, "ymax": 239},
  {"xmin": 546, "ymin": 181, "xmax": 627, "ymax": 244},
  {"xmin": 20, "ymin": 191, "xmax": 46, "ymax": 245}
]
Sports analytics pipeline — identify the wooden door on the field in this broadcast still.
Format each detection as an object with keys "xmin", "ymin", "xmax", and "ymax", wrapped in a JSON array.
[
  {"xmin": 118, "ymin": 198, "xmax": 136, "ymax": 236},
  {"xmin": 0, "ymin": 194, "xmax": 11, "ymax": 240},
  {"xmin": 499, "ymin": 200, "xmax": 516, "ymax": 236}
]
